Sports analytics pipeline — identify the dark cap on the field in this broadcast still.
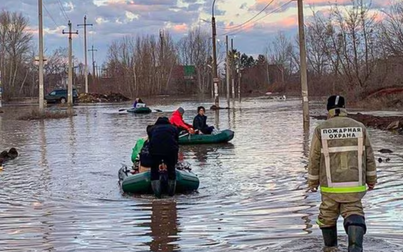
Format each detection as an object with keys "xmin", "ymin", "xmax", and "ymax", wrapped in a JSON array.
[
  {"xmin": 178, "ymin": 107, "xmax": 185, "ymax": 115},
  {"xmin": 327, "ymin": 95, "xmax": 345, "ymax": 111}
]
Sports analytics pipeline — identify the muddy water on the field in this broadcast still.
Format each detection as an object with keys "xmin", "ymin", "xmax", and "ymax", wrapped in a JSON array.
[{"xmin": 0, "ymin": 97, "xmax": 402, "ymax": 251}]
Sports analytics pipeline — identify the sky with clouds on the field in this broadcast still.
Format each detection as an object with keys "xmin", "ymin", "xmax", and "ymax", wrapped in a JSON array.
[{"xmin": 2, "ymin": 0, "xmax": 390, "ymax": 68}]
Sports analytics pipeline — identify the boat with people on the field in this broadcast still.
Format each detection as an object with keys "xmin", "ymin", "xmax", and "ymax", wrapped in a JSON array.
[
  {"xmin": 127, "ymin": 107, "xmax": 152, "ymax": 114},
  {"xmin": 127, "ymin": 98, "xmax": 152, "ymax": 114},
  {"xmin": 118, "ymin": 163, "xmax": 199, "ymax": 194}
]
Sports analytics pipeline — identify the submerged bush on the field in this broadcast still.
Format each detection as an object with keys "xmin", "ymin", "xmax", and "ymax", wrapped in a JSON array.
[{"xmin": 18, "ymin": 109, "xmax": 76, "ymax": 120}]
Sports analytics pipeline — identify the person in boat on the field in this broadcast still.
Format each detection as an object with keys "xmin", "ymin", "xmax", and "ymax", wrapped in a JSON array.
[
  {"xmin": 147, "ymin": 117, "xmax": 179, "ymax": 198},
  {"xmin": 193, "ymin": 106, "xmax": 214, "ymax": 134},
  {"xmin": 169, "ymin": 107, "xmax": 195, "ymax": 134},
  {"xmin": 133, "ymin": 98, "xmax": 145, "ymax": 108},
  {"xmin": 131, "ymin": 137, "xmax": 152, "ymax": 173},
  {"xmin": 307, "ymin": 95, "xmax": 377, "ymax": 252}
]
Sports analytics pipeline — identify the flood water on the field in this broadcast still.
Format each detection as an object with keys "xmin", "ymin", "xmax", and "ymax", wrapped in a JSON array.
[{"xmin": 0, "ymin": 97, "xmax": 402, "ymax": 251}]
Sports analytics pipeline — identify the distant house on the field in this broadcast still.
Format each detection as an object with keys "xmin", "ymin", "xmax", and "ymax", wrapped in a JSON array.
[{"xmin": 171, "ymin": 65, "xmax": 196, "ymax": 83}]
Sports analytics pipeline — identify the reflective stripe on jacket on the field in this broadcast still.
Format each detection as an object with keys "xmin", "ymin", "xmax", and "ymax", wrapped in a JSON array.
[{"xmin": 308, "ymin": 112, "xmax": 377, "ymax": 202}]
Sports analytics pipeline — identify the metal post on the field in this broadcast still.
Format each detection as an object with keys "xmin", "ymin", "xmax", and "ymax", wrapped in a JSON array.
[
  {"xmin": 78, "ymin": 16, "xmax": 93, "ymax": 94},
  {"xmin": 62, "ymin": 21, "xmax": 78, "ymax": 106},
  {"xmin": 38, "ymin": 0, "xmax": 44, "ymax": 111},
  {"xmin": 225, "ymin": 36, "xmax": 230, "ymax": 109},
  {"xmin": 298, "ymin": 0, "xmax": 309, "ymax": 125},
  {"xmin": 212, "ymin": 0, "xmax": 219, "ymax": 107}
]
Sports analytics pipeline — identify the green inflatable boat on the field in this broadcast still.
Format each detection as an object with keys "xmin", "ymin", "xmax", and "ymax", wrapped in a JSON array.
[
  {"xmin": 118, "ymin": 164, "xmax": 200, "ymax": 194},
  {"xmin": 127, "ymin": 107, "xmax": 152, "ymax": 114},
  {"xmin": 179, "ymin": 129, "xmax": 234, "ymax": 145}
]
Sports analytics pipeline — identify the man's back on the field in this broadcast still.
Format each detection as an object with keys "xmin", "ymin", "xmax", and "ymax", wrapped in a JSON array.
[
  {"xmin": 149, "ymin": 118, "xmax": 179, "ymax": 156},
  {"xmin": 310, "ymin": 115, "xmax": 376, "ymax": 202}
]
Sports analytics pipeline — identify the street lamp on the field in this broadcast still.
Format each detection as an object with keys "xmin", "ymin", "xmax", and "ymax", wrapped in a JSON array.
[{"xmin": 212, "ymin": 0, "xmax": 219, "ymax": 107}]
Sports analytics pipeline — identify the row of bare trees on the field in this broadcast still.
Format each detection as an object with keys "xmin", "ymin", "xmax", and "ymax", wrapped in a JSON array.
[
  {"xmin": 3, "ymin": 1, "xmax": 403, "ymax": 100},
  {"xmin": 0, "ymin": 11, "xmax": 33, "ymax": 99},
  {"xmin": 0, "ymin": 10, "xmax": 85, "ymax": 100},
  {"xmin": 103, "ymin": 28, "xmax": 226, "ymax": 96},
  {"xmin": 105, "ymin": 32, "xmax": 177, "ymax": 97},
  {"xmin": 264, "ymin": 1, "xmax": 403, "ymax": 99}
]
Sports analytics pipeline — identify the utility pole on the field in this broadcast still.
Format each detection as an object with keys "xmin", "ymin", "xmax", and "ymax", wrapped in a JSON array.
[
  {"xmin": 89, "ymin": 45, "xmax": 97, "ymax": 79},
  {"xmin": 160, "ymin": 30, "xmax": 164, "ymax": 64},
  {"xmin": 212, "ymin": 0, "xmax": 219, "ymax": 107},
  {"xmin": 298, "ymin": 0, "xmax": 310, "ymax": 125},
  {"xmin": 160, "ymin": 30, "xmax": 164, "ymax": 87},
  {"xmin": 238, "ymin": 69, "xmax": 241, "ymax": 101},
  {"xmin": 231, "ymin": 38, "xmax": 235, "ymax": 99},
  {"xmin": 78, "ymin": 16, "xmax": 93, "ymax": 94},
  {"xmin": 62, "ymin": 21, "xmax": 78, "ymax": 106},
  {"xmin": 38, "ymin": 0, "xmax": 45, "ymax": 111},
  {"xmin": 225, "ymin": 36, "xmax": 230, "ymax": 108}
]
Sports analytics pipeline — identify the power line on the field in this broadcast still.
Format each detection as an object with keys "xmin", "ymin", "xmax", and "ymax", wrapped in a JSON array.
[
  {"xmin": 57, "ymin": 0, "xmax": 70, "ymax": 21},
  {"xmin": 222, "ymin": 0, "xmax": 294, "ymax": 36},
  {"xmin": 43, "ymin": 2, "xmax": 59, "ymax": 28},
  {"xmin": 223, "ymin": 0, "xmax": 275, "ymax": 31}
]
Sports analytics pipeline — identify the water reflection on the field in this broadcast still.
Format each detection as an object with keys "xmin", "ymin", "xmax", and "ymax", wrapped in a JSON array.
[
  {"xmin": 214, "ymin": 110, "xmax": 219, "ymax": 129},
  {"xmin": 147, "ymin": 200, "xmax": 180, "ymax": 252},
  {"xmin": 303, "ymin": 120, "xmax": 310, "ymax": 158},
  {"xmin": 182, "ymin": 143, "xmax": 235, "ymax": 165}
]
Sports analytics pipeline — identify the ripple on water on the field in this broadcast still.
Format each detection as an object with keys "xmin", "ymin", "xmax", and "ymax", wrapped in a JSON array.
[{"xmin": 0, "ymin": 99, "xmax": 402, "ymax": 251}]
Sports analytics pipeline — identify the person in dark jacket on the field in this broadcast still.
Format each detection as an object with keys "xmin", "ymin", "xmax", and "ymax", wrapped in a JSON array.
[
  {"xmin": 147, "ymin": 117, "xmax": 179, "ymax": 198},
  {"xmin": 193, "ymin": 106, "xmax": 214, "ymax": 134}
]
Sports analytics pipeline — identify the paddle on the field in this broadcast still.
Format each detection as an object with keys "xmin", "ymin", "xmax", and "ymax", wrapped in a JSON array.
[
  {"xmin": 179, "ymin": 133, "xmax": 189, "ymax": 138},
  {"xmin": 119, "ymin": 108, "xmax": 128, "ymax": 112}
]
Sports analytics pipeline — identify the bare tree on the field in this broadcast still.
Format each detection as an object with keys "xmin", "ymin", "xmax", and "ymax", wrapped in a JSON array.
[
  {"xmin": 0, "ymin": 10, "xmax": 32, "ymax": 99},
  {"xmin": 104, "ymin": 32, "xmax": 177, "ymax": 97},
  {"xmin": 177, "ymin": 28, "xmax": 212, "ymax": 93},
  {"xmin": 381, "ymin": 1, "xmax": 403, "ymax": 56}
]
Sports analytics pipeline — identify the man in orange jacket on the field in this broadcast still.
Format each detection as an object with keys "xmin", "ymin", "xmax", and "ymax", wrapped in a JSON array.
[{"xmin": 169, "ymin": 107, "xmax": 195, "ymax": 134}]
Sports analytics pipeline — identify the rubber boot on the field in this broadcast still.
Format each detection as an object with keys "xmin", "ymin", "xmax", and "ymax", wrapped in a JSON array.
[
  {"xmin": 321, "ymin": 226, "xmax": 338, "ymax": 252},
  {"xmin": 151, "ymin": 180, "xmax": 162, "ymax": 199},
  {"xmin": 167, "ymin": 179, "xmax": 176, "ymax": 197},
  {"xmin": 347, "ymin": 226, "xmax": 364, "ymax": 252}
]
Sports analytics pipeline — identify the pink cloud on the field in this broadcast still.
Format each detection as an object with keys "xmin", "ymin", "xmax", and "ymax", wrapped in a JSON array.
[
  {"xmin": 173, "ymin": 23, "xmax": 188, "ymax": 32},
  {"xmin": 252, "ymin": 0, "xmax": 388, "ymax": 11},
  {"xmin": 276, "ymin": 15, "xmax": 298, "ymax": 28}
]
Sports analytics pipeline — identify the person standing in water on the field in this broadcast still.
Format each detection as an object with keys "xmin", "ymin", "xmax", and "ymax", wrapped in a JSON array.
[
  {"xmin": 147, "ymin": 117, "xmax": 179, "ymax": 198},
  {"xmin": 307, "ymin": 95, "xmax": 377, "ymax": 252}
]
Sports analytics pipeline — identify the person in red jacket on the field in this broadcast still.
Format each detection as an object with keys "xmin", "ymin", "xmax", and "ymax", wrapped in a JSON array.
[{"xmin": 169, "ymin": 107, "xmax": 195, "ymax": 134}]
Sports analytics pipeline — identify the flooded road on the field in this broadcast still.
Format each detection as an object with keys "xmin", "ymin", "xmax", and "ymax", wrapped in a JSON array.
[{"xmin": 0, "ymin": 97, "xmax": 402, "ymax": 251}]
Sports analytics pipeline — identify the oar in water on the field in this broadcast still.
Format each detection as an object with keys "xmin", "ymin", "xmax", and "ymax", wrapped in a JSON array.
[{"xmin": 119, "ymin": 108, "xmax": 162, "ymax": 112}]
